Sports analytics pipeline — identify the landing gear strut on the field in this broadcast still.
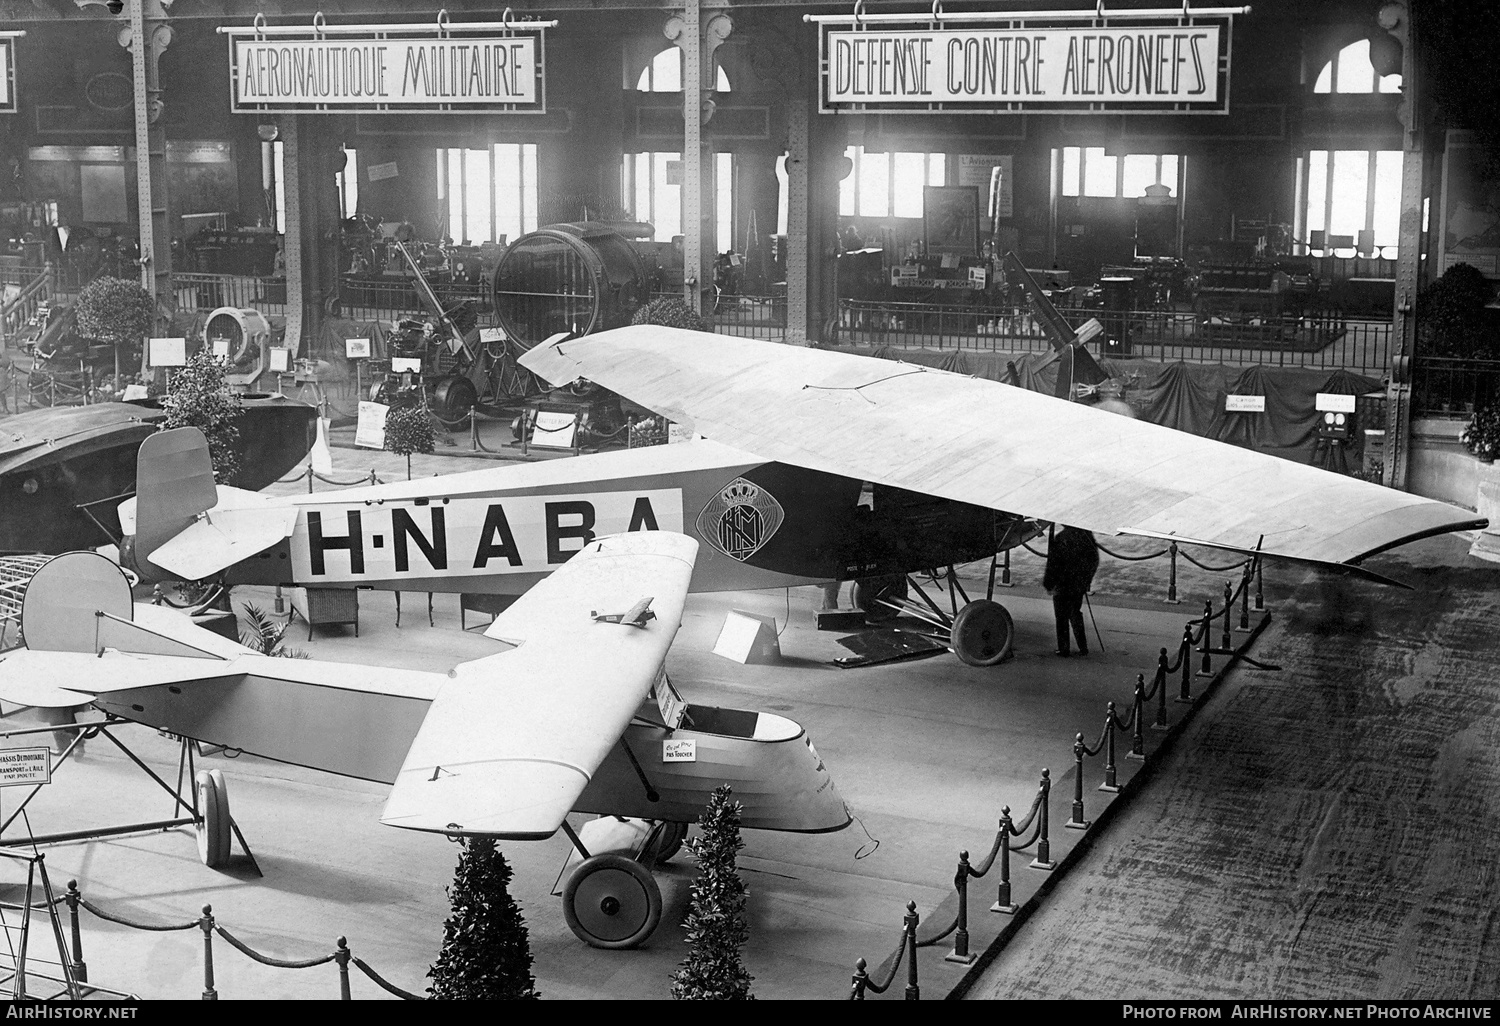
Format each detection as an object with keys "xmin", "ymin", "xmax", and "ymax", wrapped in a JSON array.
[
  {"xmin": 853, "ymin": 554, "xmax": 1016, "ymax": 666},
  {"xmin": 557, "ymin": 817, "xmax": 685, "ymax": 949}
]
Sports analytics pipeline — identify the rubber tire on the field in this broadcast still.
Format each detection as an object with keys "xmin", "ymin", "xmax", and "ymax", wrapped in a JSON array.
[
  {"xmin": 562, "ymin": 853, "xmax": 663, "ymax": 949},
  {"xmin": 852, "ymin": 576, "xmax": 908, "ymax": 624},
  {"xmin": 950, "ymin": 599, "xmax": 1015, "ymax": 667},
  {"xmin": 433, "ymin": 375, "xmax": 478, "ymax": 428},
  {"xmin": 654, "ymin": 821, "xmax": 688, "ymax": 865},
  {"xmin": 195, "ymin": 769, "xmax": 232, "ymax": 869}
]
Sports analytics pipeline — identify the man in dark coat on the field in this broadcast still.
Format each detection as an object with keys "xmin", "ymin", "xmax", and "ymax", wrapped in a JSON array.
[{"xmin": 1043, "ymin": 525, "xmax": 1100, "ymax": 657}]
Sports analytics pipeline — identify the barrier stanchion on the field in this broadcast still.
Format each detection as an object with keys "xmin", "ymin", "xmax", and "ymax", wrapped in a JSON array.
[
  {"xmin": 1029, "ymin": 769, "xmax": 1055, "ymax": 871},
  {"xmin": 1152, "ymin": 650, "xmax": 1171, "ymax": 729},
  {"xmin": 1221, "ymin": 582, "xmax": 1234, "ymax": 652},
  {"xmin": 335, "ymin": 937, "xmax": 351, "ymax": 1000},
  {"xmin": 1197, "ymin": 600, "xmax": 1214, "ymax": 677},
  {"xmin": 1238, "ymin": 560, "xmax": 1253, "ymax": 631},
  {"xmin": 1165, "ymin": 541, "xmax": 1181, "ymax": 604},
  {"xmin": 851, "ymin": 958, "xmax": 869, "ymax": 1000},
  {"xmin": 306, "ymin": 464, "xmax": 314, "ymax": 494},
  {"xmin": 991, "ymin": 806, "xmax": 1018, "ymax": 914},
  {"xmin": 1255, "ymin": 556, "xmax": 1265, "ymax": 611},
  {"xmin": 65, "ymin": 880, "xmax": 86, "ymax": 983},
  {"xmin": 903, "ymin": 902, "xmax": 920, "ymax": 1000},
  {"xmin": 199, "ymin": 905, "xmax": 217, "ymax": 1001},
  {"xmin": 1068, "ymin": 733, "xmax": 1091, "ymax": 829},
  {"xmin": 1178, "ymin": 625, "xmax": 1196, "ymax": 703},
  {"xmin": 946, "ymin": 853, "xmax": 975, "ymax": 965},
  {"xmin": 1128, "ymin": 674, "xmax": 1147, "ymax": 760}
]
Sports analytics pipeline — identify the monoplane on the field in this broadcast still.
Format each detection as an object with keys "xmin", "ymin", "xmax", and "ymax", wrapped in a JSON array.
[{"xmin": 0, "ymin": 531, "xmax": 848, "ymax": 948}]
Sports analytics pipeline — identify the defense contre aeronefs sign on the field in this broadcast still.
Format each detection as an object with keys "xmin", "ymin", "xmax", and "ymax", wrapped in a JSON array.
[
  {"xmin": 225, "ymin": 24, "xmax": 547, "ymax": 114},
  {"xmin": 819, "ymin": 20, "xmax": 1230, "ymax": 114}
]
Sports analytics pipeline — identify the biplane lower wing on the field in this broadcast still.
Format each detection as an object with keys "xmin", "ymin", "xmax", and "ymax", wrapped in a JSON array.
[
  {"xmin": 379, "ymin": 531, "xmax": 699, "ymax": 839},
  {"xmin": 521, "ymin": 328, "xmax": 1487, "ymax": 571}
]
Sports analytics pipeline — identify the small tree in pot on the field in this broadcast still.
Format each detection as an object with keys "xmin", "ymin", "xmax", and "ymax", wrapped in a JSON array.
[
  {"xmin": 428, "ymin": 837, "xmax": 539, "ymax": 1000},
  {"xmin": 671, "ymin": 784, "xmax": 755, "ymax": 1001},
  {"xmin": 74, "ymin": 276, "xmax": 155, "ymax": 380},
  {"xmin": 161, "ymin": 347, "xmax": 242, "ymax": 485},
  {"xmin": 383, "ymin": 402, "xmax": 436, "ymax": 480}
]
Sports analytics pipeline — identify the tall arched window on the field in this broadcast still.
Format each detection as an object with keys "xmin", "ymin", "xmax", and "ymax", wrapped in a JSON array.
[
  {"xmin": 1313, "ymin": 38, "xmax": 1401, "ymax": 94},
  {"xmin": 636, "ymin": 47, "xmax": 731, "ymax": 92}
]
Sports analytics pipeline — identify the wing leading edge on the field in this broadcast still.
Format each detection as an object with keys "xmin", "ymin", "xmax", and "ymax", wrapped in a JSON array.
[
  {"xmin": 379, "ymin": 531, "xmax": 699, "ymax": 839},
  {"xmin": 520, "ymin": 328, "xmax": 1486, "ymax": 570}
]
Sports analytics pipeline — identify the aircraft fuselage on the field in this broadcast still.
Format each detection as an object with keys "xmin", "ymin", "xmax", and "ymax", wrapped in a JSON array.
[{"xmin": 216, "ymin": 440, "xmax": 1026, "ymax": 595}]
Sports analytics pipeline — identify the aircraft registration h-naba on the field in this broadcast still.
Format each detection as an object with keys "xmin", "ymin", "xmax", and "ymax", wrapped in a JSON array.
[{"xmin": 0, "ymin": 535, "xmax": 849, "ymax": 949}]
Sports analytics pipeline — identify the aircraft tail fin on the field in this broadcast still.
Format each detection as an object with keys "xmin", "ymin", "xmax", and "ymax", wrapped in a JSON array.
[{"xmin": 134, "ymin": 427, "xmax": 220, "ymax": 573}]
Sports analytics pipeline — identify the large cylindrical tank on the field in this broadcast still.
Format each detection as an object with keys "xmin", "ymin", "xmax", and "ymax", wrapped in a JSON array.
[{"xmin": 490, "ymin": 223, "xmax": 650, "ymax": 347}]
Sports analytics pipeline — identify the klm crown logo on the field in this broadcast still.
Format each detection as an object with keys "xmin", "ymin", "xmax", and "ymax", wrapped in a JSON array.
[{"xmin": 697, "ymin": 477, "xmax": 785, "ymax": 563}]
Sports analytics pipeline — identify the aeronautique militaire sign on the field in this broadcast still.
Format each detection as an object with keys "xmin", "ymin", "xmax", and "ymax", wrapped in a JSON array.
[
  {"xmin": 222, "ymin": 17, "xmax": 549, "ymax": 114},
  {"xmin": 814, "ymin": 13, "xmax": 1234, "ymax": 114}
]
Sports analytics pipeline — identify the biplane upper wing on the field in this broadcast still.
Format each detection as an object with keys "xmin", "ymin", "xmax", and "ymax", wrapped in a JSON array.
[
  {"xmin": 521, "ymin": 327, "xmax": 1486, "ymax": 570},
  {"xmin": 380, "ymin": 531, "xmax": 698, "ymax": 839}
]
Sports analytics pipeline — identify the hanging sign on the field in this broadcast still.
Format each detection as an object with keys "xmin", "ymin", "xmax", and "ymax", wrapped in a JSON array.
[
  {"xmin": 1225, "ymin": 394, "xmax": 1265, "ymax": 413},
  {"xmin": 0, "ymin": 36, "xmax": 19, "ymax": 115},
  {"xmin": 813, "ymin": 14, "xmax": 1233, "ymax": 114},
  {"xmin": 221, "ymin": 16, "xmax": 551, "ymax": 114}
]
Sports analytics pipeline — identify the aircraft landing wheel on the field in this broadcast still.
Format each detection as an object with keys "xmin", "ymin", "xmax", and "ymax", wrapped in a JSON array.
[
  {"xmin": 852, "ymin": 575, "xmax": 907, "ymax": 623},
  {"xmin": 562, "ymin": 853, "xmax": 663, "ymax": 949},
  {"xmin": 654, "ymin": 821, "xmax": 688, "ymax": 865},
  {"xmin": 195, "ymin": 769, "xmax": 232, "ymax": 869},
  {"xmin": 950, "ymin": 599, "xmax": 1014, "ymax": 667}
]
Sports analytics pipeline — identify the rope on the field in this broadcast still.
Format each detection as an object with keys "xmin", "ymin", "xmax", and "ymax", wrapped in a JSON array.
[
  {"xmin": 77, "ymin": 898, "xmax": 198, "ymax": 932},
  {"xmin": 276, "ymin": 467, "xmax": 312, "ymax": 484},
  {"xmin": 860, "ymin": 932, "xmax": 908, "ymax": 995},
  {"xmin": 310, "ymin": 470, "xmax": 382, "ymax": 487},
  {"xmin": 1177, "ymin": 549, "xmax": 1252, "ymax": 573},
  {"xmin": 351, "ymin": 956, "xmax": 427, "ymax": 1000},
  {"xmin": 966, "ymin": 829, "xmax": 1006, "ymax": 879},
  {"xmin": 1095, "ymin": 542, "xmax": 1169, "ymax": 562},
  {"xmin": 214, "ymin": 925, "xmax": 337, "ymax": 970}
]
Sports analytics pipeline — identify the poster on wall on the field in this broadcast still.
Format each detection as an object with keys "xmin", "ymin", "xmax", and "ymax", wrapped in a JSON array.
[
  {"xmin": 0, "ymin": 37, "xmax": 16, "ymax": 114},
  {"xmin": 1438, "ymin": 129, "xmax": 1500, "ymax": 280},
  {"xmin": 222, "ymin": 18, "xmax": 552, "ymax": 114},
  {"xmin": 958, "ymin": 155, "xmax": 1013, "ymax": 220},
  {"xmin": 924, "ymin": 186, "xmax": 980, "ymax": 257},
  {"xmin": 815, "ymin": 15, "xmax": 1233, "ymax": 114}
]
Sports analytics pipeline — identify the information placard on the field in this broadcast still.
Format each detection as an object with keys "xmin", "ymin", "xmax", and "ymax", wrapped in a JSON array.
[
  {"xmin": 0, "ymin": 747, "xmax": 51, "ymax": 787},
  {"xmin": 1226, "ymin": 394, "xmax": 1266, "ymax": 413},
  {"xmin": 391, "ymin": 356, "xmax": 422, "ymax": 373},
  {"xmin": 355, "ymin": 400, "xmax": 389, "ymax": 450},
  {"xmin": 149, "ymin": 337, "xmax": 187, "ymax": 367},
  {"xmin": 344, "ymin": 337, "xmax": 371, "ymax": 359},
  {"xmin": 268, "ymin": 347, "xmax": 291, "ymax": 372},
  {"xmin": 1315, "ymin": 392, "xmax": 1357, "ymax": 414}
]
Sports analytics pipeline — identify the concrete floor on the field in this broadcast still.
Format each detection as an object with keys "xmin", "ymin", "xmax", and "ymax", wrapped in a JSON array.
[{"xmin": 0, "ymin": 442, "xmax": 1261, "ymax": 1000}]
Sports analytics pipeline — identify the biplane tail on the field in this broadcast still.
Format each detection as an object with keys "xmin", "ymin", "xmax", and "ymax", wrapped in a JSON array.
[{"xmin": 122, "ymin": 427, "xmax": 297, "ymax": 583}]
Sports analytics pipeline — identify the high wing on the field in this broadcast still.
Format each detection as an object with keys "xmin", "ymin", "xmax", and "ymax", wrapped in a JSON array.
[
  {"xmin": 379, "ymin": 531, "xmax": 698, "ymax": 839},
  {"xmin": 521, "ymin": 327, "xmax": 1486, "ymax": 571}
]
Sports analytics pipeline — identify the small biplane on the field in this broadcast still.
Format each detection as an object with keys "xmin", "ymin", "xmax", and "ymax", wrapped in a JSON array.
[{"xmin": 0, "ymin": 533, "xmax": 848, "ymax": 948}]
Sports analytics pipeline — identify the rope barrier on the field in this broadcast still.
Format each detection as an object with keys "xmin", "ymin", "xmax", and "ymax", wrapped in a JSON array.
[
  {"xmin": 67, "ymin": 883, "xmax": 424, "ymax": 1000},
  {"xmin": 214, "ymin": 925, "xmax": 337, "ymax": 970},
  {"xmin": 1095, "ymin": 542, "xmax": 1169, "ymax": 562},
  {"xmin": 1177, "ymin": 549, "xmax": 1253, "ymax": 573}
]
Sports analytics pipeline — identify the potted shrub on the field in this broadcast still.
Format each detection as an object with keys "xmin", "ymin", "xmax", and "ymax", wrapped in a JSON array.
[{"xmin": 1461, "ymin": 404, "xmax": 1500, "ymax": 462}]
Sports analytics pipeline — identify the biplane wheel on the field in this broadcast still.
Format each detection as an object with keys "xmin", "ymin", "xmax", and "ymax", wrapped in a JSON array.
[
  {"xmin": 195, "ymin": 769, "xmax": 232, "ymax": 869},
  {"xmin": 852, "ymin": 576, "xmax": 907, "ymax": 623},
  {"xmin": 950, "ymin": 599, "xmax": 1015, "ymax": 667},
  {"xmin": 654, "ymin": 821, "xmax": 689, "ymax": 865},
  {"xmin": 562, "ymin": 853, "xmax": 663, "ymax": 949}
]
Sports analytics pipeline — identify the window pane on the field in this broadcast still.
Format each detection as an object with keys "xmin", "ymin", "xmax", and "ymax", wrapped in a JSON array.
[
  {"xmin": 928, "ymin": 154, "xmax": 946, "ymax": 186},
  {"xmin": 858, "ymin": 150, "xmax": 890, "ymax": 217},
  {"xmin": 716, "ymin": 65, "xmax": 731, "ymax": 91},
  {"xmin": 521, "ymin": 144, "xmax": 538, "ymax": 234},
  {"xmin": 1314, "ymin": 62, "xmax": 1332, "ymax": 94},
  {"xmin": 495, "ymin": 144, "xmax": 521, "ymax": 244},
  {"xmin": 892, "ymin": 152, "xmax": 925, "ymax": 218},
  {"xmin": 839, "ymin": 145, "xmax": 856, "ymax": 217},
  {"xmin": 777, "ymin": 153, "xmax": 790, "ymax": 236},
  {"xmin": 339, "ymin": 147, "xmax": 358, "ymax": 219},
  {"xmin": 1061, "ymin": 146, "xmax": 1080, "ymax": 197},
  {"xmin": 1335, "ymin": 39, "xmax": 1374, "ymax": 94},
  {"xmin": 446, "ymin": 148, "xmax": 463, "ymax": 244},
  {"xmin": 1372, "ymin": 150, "xmax": 1403, "ymax": 249},
  {"xmin": 654, "ymin": 48, "xmax": 681, "ymax": 92},
  {"xmin": 1306, "ymin": 150, "xmax": 1328, "ymax": 239},
  {"xmin": 1121, "ymin": 154, "xmax": 1156, "ymax": 198},
  {"xmin": 716, "ymin": 152, "xmax": 733, "ymax": 253},
  {"xmin": 1328, "ymin": 150, "xmax": 1368, "ymax": 242},
  {"xmin": 1161, "ymin": 154, "xmax": 1179, "ymax": 195},
  {"xmin": 634, "ymin": 153, "xmax": 651, "ymax": 226},
  {"xmin": 653, "ymin": 151, "xmax": 681, "ymax": 241},
  {"xmin": 1379, "ymin": 73, "xmax": 1402, "ymax": 93},
  {"xmin": 273, "ymin": 141, "xmax": 286, "ymax": 235},
  {"xmin": 1082, "ymin": 147, "xmax": 1117, "ymax": 197},
  {"xmin": 463, "ymin": 148, "xmax": 491, "ymax": 244}
]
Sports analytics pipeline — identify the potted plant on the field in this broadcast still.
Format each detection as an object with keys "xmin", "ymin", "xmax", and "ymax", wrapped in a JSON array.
[{"xmin": 1461, "ymin": 404, "xmax": 1500, "ymax": 462}]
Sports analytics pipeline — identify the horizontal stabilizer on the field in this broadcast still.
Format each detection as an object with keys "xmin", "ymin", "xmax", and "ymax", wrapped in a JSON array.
[
  {"xmin": 382, "ymin": 532, "xmax": 698, "ymax": 838},
  {"xmin": 148, "ymin": 490, "xmax": 297, "ymax": 581}
]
